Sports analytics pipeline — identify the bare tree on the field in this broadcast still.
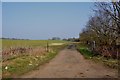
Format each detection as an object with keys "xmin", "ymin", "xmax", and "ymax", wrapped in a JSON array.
[{"xmin": 79, "ymin": 1, "xmax": 120, "ymax": 58}]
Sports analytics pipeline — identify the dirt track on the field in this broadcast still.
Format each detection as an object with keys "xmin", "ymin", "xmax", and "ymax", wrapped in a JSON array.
[{"xmin": 21, "ymin": 45, "xmax": 118, "ymax": 78}]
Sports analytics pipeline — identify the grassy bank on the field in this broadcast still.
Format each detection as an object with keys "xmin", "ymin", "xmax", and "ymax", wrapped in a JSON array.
[
  {"xmin": 76, "ymin": 43, "xmax": 118, "ymax": 69},
  {"xmin": 2, "ymin": 39, "xmax": 68, "ymax": 78},
  {"xmin": 2, "ymin": 39, "xmax": 68, "ymax": 61},
  {"xmin": 2, "ymin": 44, "xmax": 67, "ymax": 78}
]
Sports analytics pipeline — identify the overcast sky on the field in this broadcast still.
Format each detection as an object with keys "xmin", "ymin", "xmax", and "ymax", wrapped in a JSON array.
[{"xmin": 2, "ymin": 2, "xmax": 94, "ymax": 40}]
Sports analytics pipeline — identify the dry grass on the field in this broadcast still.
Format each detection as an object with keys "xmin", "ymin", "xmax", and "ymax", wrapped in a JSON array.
[{"xmin": 2, "ymin": 40, "xmax": 68, "ymax": 78}]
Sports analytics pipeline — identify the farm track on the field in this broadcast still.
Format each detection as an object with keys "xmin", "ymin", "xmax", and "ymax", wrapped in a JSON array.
[{"xmin": 20, "ymin": 45, "xmax": 118, "ymax": 78}]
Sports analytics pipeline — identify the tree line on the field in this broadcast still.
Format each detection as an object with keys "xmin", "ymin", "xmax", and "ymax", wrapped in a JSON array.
[
  {"xmin": 1, "ymin": 37, "xmax": 30, "ymax": 40},
  {"xmin": 79, "ymin": 1, "xmax": 120, "ymax": 59}
]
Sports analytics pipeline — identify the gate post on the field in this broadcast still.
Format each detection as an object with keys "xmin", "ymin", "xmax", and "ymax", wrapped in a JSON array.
[{"xmin": 46, "ymin": 42, "xmax": 49, "ymax": 52}]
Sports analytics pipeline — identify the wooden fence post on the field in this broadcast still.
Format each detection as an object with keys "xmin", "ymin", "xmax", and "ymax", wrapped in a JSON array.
[{"xmin": 46, "ymin": 42, "xmax": 49, "ymax": 52}]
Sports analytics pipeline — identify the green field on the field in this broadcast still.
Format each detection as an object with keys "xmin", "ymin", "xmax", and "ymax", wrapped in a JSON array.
[{"xmin": 2, "ymin": 39, "xmax": 68, "ymax": 49}]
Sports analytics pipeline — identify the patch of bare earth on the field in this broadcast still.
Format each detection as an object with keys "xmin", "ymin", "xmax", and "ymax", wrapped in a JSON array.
[
  {"xmin": 50, "ymin": 43, "xmax": 64, "ymax": 46},
  {"xmin": 20, "ymin": 47, "xmax": 118, "ymax": 78}
]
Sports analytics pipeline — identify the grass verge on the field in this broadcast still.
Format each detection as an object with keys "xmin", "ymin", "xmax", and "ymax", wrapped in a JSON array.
[
  {"xmin": 76, "ymin": 43, "xmax": 118, "ymax": 69},
  {"xmin": 2, "ymin": 44, "xmax": 67, "ymax": 78}
]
